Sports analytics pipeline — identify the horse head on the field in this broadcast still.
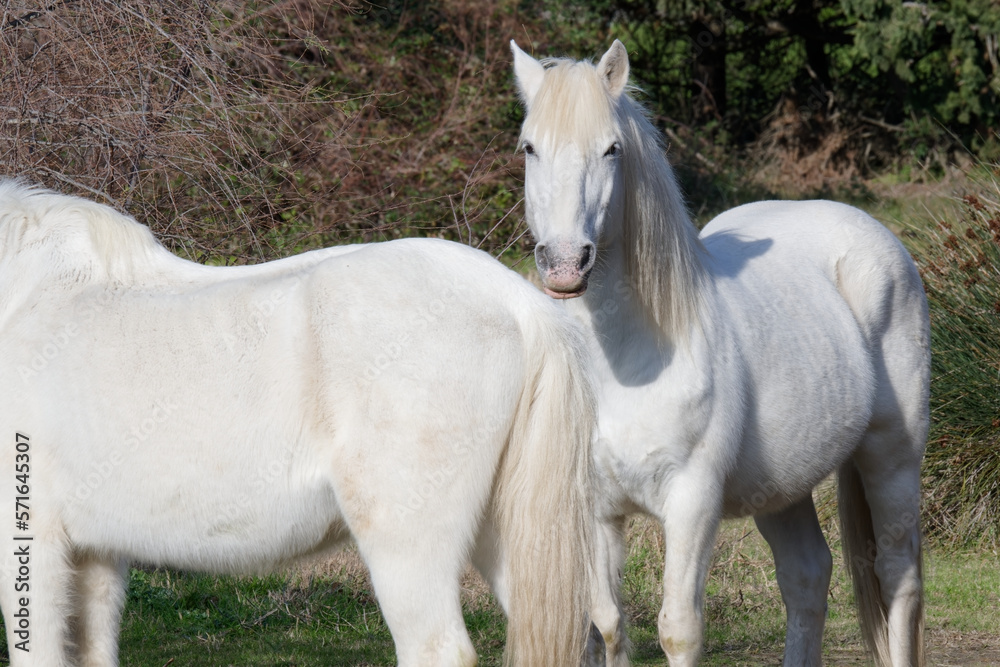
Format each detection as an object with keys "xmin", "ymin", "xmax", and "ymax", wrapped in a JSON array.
[{"xmin": 511, "ymin": 40, "xmax": 631, "ymax": 299}]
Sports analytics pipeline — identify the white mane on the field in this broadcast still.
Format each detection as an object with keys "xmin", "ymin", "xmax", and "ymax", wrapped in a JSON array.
[
  {"xmin": 615, "ymin": 94, "xmax": 707, "ymax": 336},
  {"xmin": 0, "ymin": 180, "xmax": 170, "ymax": 284},
  {"xmin": 521, "ymin": 61, "xmax": 707, "ymax": 337}
]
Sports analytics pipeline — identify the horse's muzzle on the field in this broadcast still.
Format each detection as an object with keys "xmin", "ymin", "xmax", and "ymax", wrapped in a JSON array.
[{"xmin": 535, "ymin": 241, "xmax": 596, "ymax": 298}]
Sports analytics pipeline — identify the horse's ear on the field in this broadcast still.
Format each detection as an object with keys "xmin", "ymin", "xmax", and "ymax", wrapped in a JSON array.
[
  {"xmin": 511, "ymin": 40, "xmax": 545, "ymax": 108},
  {"xmin": 597, "ymin": 40, "xmax": 630, "ymax": 98}
]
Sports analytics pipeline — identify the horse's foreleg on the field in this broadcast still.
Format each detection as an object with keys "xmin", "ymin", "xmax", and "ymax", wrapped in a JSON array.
[
  {"xmin": 656, "ymin": 467, "xmax": 722, "ymax": 667},
  {"xmin": 70, "ymin": 552, "xmax": 129, "ymax": 667},
  {"xmin": 590, "ymin": 515, "xmax": 629, "ymax": 667},
  {"xmin": 1, "ymin": 522, "xmax": 74, "ymax": 666},
  {"xmin": 754, "ymin": 495, "xmax": 832, "ymax": 667}
]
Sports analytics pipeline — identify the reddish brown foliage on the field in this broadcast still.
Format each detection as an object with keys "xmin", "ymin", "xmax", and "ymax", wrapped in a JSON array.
[{"xmin": 1, "ymin": 1, "xmax": 541, "ymax": 262}]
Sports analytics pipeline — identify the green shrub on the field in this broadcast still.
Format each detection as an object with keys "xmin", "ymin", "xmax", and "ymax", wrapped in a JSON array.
[{"xmin": 909, "ymin": 169, "xmax": 1000, "ymax": 546}]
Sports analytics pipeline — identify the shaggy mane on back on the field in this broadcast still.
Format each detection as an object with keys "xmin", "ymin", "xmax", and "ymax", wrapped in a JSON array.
[{"xmin": 0, "ymin": 180, "xmax": 169, "ymax": 283}]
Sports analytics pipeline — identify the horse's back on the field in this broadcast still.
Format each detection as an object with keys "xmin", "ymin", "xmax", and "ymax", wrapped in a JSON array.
[
  {"xmin": 702, "ymin": 199, "xmax": 926, "ymax": 350},
  {"xmin": 702, "ymin": 199, "xmax": 928, "ymax": 362},
  {"xmin": 700, "ymin": 200, "xmax": 928, "ymax": 515}
]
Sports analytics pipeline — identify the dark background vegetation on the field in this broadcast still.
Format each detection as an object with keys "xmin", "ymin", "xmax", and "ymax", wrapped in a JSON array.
[{"xmin": 2, "ymin": 0, "xmax": 999, "ymax": 542}]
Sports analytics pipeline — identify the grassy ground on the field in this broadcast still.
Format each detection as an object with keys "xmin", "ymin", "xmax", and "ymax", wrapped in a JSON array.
[
  {"xmin": 3, "ymin": 496, "xmax": 995, "ymax": 666},
  {"xmin": 124, "ymin": 531, "xmax": 1000, "ymax": 667},
  {"xmin": 111, "ymin": 553, "xmax": 509, "ymax": 667},
  {"xmin": 623, "ymin": 515, "xmax": 1000, "ymax": 666}
]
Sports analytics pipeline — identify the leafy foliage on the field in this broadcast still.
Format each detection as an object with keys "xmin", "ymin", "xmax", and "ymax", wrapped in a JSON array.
[
  {"xmin": 847, "ymin": 0, "xmax": 1000, "ymax": 156},
  {"xmin": 601, "ymin": 0, "xmax": 1000, "ymax": 178}
]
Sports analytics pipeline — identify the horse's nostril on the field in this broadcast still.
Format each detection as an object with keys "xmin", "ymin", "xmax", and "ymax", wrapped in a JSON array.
[
  {"xmin": 535, "ymin": 244, "xmax": 549, "ymax": 272},
  {"xmin": 578, "ymin": 244, "xmax": 594, "ymax": 272}
]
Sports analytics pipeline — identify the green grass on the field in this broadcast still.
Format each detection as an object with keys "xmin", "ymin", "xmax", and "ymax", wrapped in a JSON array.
[
  {"xmin": 623, "ymin": 516, "xmax": 1000, "ymax": 666},
  {"xmin": 0, "ymin": 519, "xmax": 997, "ymax": 665},
  {"xmin": 924, "ymin": 548, "xmax": 1000, "ymax": 635},
  {"xmin": 624, "ymin": 516, "xmax": 854, "ymax": 666},
  {"xmin": 122, "ymin": 524, "xmax": 1000, "ymax": 666},
  {"xmin": 119, "ymin": 568, "xmax": 397, "ymax": 665},
  {"xmin": 114, "ymin": 565, "xmax": 507, "ymax": 666}
]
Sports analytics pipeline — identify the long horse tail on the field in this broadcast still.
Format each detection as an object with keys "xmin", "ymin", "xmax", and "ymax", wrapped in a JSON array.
[
  {"xmin": 838, "ymin": 460, "xmax": 925, "ymax": 667},
  {"xmin": 496, "ymin": 305, "xmax": 597, "ymax": 666}
]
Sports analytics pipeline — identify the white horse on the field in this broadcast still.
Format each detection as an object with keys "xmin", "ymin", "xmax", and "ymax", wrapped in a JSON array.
[
  {"xmin": 511, "ymin": 41, "xmax": 929, "ymax": 667},
  {"xmin": 0, "ymin": 180, "xmax": 601, "ymax": 667}
]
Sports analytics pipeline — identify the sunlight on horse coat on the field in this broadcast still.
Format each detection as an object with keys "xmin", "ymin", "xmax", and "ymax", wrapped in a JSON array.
[
  {"xmin": 512, "ymin": 41, "xmax": 929, "ymax": 667},
  {"xmin": 0, "ymin": 181, "xmax": 600, "ymax": 667}
]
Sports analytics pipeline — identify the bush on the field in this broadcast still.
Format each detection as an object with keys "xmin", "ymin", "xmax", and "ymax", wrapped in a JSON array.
[
  {"xmin": 910, "ymin": 168, "xmax": 1000, "ymax": 546},
  {"xmin": 1, "ymin": 0, "xmax": 586, "ymax": 264},
  {"xmin": 0, "ymin": 0, "xmax": 359, "ymax": 261}
]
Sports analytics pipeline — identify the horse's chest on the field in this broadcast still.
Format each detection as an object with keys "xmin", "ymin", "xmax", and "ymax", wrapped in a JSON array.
[{"xmin": 593, "ymin": 370, "xmax": 717, "ymax": 513}]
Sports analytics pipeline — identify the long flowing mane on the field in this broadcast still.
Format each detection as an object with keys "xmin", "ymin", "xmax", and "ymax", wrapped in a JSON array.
[
  {"xmin": 614, "ymin": 90, "xmax": 706, "ymax": 337},
  {"xmin": 0, "ymin": 180, "xmax": 171, "ymax": 284}
]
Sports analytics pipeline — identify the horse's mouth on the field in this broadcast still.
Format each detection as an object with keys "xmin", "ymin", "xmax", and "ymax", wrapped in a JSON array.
[
  {"xmin": 542, "ymin": 277, "xmax": 589, "ymax": 299},
  {"xmin": 543, "ymin": 286, "xmax": 586, "ymax": 299}
]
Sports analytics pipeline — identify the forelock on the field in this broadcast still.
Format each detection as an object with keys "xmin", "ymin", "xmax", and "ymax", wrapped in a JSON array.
[{"xmin": 521, "ymin": 59, "xmax": 617, "ymax": 150}]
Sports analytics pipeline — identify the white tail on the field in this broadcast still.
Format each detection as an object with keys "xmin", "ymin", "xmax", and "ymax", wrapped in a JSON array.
[{"xmin": 496, "ymin": 310, "xmax": 597, "ymax": 666}]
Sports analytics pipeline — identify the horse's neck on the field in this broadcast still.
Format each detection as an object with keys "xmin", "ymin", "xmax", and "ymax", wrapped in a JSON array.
[{"xmin": 568, "ymin": 240, "xmax": 675, "ymax": 382}]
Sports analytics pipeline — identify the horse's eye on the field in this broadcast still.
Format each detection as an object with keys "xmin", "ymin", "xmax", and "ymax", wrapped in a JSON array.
[
  {"xmin": 523, "ymin": 143, "xmax": 535, "ymax": 156},
  {"xmin": 604, "ymin": 143, "xmax": 619, "ymax": 157}
]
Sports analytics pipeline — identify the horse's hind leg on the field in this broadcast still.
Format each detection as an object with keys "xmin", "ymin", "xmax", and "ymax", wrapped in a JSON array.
[
  {"xmin": 846, "ymin": 286, "xmax": 927, "ymax": 665},
  {"xmin": 842, "ymin": 347, "xmax": 926, "ymax": 665},
  {"xmin": 70, "ymin": 552, "xmax": 129, "ymax": 667},
  {"xmin": 755, "ymin": 495, "xmax": 832, "ymax": 667},
  {"xmin": 0, "ymin": 524, "xmax": 74, "ymax": 666},
  {"xmin": 343, "ymin": 460, "xmax": 479, "ymax": 665},
  {"xmin": 835, "ymin": 208, "xmax": 928, "ymax": 666},
  {"xmin": 471, "ymin": 517, "xmax": 509, "ymax": 611},
  {"xmin": 473, "ymin": 516, "xmax": 614, "ymax": 667},
  {"xmin": 848, "ymin": 431, "xmax": 924, "ymax": 667}
]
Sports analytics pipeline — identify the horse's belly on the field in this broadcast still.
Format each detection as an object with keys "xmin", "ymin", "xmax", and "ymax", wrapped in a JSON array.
[
  {"xmin": 721, "ymin": 452, "xmax": 844, "ymax": 518},
  {"xmin": 60, "ymin": 443, "xmax": 347, "ymax": 573},
  {"xmin": 721, "ymin": 367, "xmax": 874, "ymax": 518}
]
